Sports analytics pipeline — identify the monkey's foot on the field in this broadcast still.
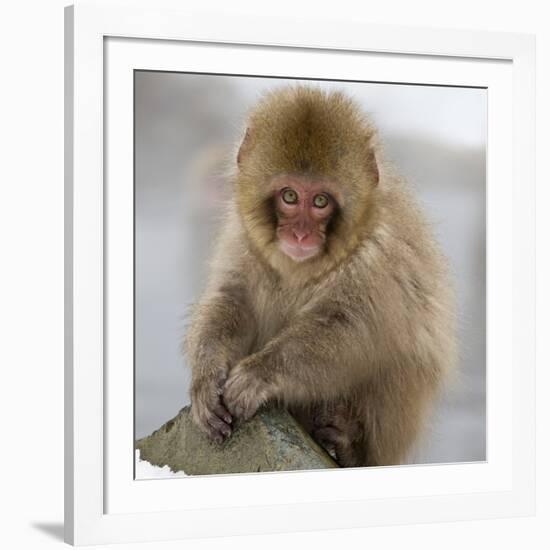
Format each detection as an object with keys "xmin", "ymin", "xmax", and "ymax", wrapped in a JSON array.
[{"xmin": 312, "ymin": 424, "xmax": 363, "ymax": 468}]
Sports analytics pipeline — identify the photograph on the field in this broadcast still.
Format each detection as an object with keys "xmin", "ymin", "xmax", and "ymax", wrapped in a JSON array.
[
  {"xmin": 58, "ymin": 2, "xmax": 538, "ymax": 544},
  {"xmin": 133, "ymin": 72, "xmax": 487, "ymax": 478}
]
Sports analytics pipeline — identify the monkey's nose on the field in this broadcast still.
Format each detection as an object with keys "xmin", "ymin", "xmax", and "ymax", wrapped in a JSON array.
[{"xmin": 292, "ymin": 228, "xmax": 309, "ymax": 242}]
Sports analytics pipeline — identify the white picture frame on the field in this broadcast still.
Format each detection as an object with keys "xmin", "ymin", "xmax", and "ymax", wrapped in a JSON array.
[{"xmin": 65, "ymin": 0, "xmax": 536, "ymax": 545}]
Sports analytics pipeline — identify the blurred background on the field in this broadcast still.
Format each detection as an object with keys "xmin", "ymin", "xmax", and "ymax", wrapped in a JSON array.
[{"xmin": 134, "ymin": 72, "xmax": 486, "ymax": 467}]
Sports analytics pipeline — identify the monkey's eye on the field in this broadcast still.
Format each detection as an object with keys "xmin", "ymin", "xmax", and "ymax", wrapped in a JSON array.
[
  {"xmin": 313, "ymin": 194, "xmax": 329, "ymax": 208},
  {"xmin": 282, "ymin": 188, "xmax": 298, "ymax": 204}
]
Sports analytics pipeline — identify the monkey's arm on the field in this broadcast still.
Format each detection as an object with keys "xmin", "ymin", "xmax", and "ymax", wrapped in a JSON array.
[
  {"xmin": 223, "ymin": 302, "xmax": 373, "ymax": 420},
  {"xmin": 184, "ymin": 281, "xmax": 257, "ymax": 442}
]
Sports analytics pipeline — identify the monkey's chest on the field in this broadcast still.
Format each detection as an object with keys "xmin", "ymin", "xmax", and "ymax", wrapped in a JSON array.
[{"xmin": 250, "ymin": 288, "xmax": 308, "ymax": 350}]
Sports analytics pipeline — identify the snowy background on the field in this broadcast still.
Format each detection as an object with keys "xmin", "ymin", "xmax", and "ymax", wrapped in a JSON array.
[{"xmin": 134, "ymin": 72, "xmax": 486, "ymax": 473}]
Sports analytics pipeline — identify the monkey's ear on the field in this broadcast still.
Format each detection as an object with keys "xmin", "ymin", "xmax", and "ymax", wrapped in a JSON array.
[
  {"xmin": 237, "ymin": 127, "xmax": 253, "ymax": 167},
  {"xmin": 367, "ymin": 148, "xmax": 379, "ymax": 187}
]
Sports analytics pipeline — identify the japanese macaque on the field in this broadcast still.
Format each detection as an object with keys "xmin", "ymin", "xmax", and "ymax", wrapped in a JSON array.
[{"xmin": 184, "ymin": 86, "xmax": 457, "ymax": 467}]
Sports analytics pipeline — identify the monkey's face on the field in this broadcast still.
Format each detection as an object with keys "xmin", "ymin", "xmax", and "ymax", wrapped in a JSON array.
[
  {"xmin": 235, "ymin": 86, "xmax": 379, "ymax": 277},
  {"xmin": 272, "ymin": 175, "xmax": 339, "ymax": 262}
]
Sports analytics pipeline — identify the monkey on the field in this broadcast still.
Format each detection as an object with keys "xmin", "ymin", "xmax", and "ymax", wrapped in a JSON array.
[{"xmin": 183, "ymin": 86, "xmax": 457, "ymax": 467}]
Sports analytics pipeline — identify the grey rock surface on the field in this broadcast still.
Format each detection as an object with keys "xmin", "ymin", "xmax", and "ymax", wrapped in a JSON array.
[{"xmin": 136, "ymin": 406, "xmax": 338, "ymax": 475}]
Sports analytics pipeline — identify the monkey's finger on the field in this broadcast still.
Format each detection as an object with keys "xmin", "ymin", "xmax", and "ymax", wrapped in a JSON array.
[
  {"xmin": 221, "ymin": 384, "xmax": 237, "ymax": 413},
  {"xmin": 242, "ymin": 402, "xmax": 259, "ymax": 421},
  {"xmin": 232, "ymin": 405, "xmax": 246, "ymax": 419},
  {"xmin": 195, "ymin": 418, "xmax": 225, "ymax": 444},
  {"xmin": 213, "ymin": 402, "xmax": 232, "ymax": 425},
  {"xmin": 207, "ymin": 415, "xmax": 232, "ymax": 440},
  {"xmin": 231, "ymin": 399, "xmax": 258, "ymax": 421},
  {"xmin": 223, "ymin": 397, "xmax": 241, "ymax": 419},
  {"xmin": 223, "ymin": 394, "xmax": 244, "ymax": 419},
  {"xmin": 206, "ymin": 426, "xmax": 227, "ymax": 445}
]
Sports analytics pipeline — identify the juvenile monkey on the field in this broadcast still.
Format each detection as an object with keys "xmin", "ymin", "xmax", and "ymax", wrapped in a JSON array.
[{"xmin": 184, "ymin": 86, "xmax": 456, "ymax": 467}]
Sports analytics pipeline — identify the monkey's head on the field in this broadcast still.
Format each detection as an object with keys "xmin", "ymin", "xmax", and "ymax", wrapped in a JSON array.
[{"xmin": 235, "ymin": 86, "xmax": 379, "ymax": 277}]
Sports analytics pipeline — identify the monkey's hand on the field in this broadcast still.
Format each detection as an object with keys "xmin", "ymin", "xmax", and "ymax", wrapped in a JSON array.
[
  {"xmin": 223, "ymin": 355, "xmax": 272, "ymax": 421},
  {"xmin": 190, "ymin": 370, "xmax": 233, "ymax": 444}
]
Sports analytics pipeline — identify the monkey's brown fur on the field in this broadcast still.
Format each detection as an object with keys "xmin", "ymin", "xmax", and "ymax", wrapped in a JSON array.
[{"xmin": 184, "ymin": 86, "xmax": 457, "ymax": 467}]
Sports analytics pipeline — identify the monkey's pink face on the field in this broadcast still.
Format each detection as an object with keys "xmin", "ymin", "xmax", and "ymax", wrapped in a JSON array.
[{"xmin": 273, "ymin": 177, "xmax": 337, "ymax": 262}]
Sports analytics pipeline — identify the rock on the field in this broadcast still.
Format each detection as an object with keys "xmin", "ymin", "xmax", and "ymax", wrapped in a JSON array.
[{"xmin": 136, "ymin": 406, "xmax": 338, "ymax": 475}]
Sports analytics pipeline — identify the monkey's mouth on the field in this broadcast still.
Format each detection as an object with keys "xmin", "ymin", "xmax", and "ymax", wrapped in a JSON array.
[{"xmin": 278, "ymin": 240, "xmax": 320, "ymax": 262}]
